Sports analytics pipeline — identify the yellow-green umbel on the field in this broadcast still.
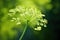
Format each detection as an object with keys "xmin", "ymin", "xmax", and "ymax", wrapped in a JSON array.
[{"xmin": 8, "ymin": 6, "xmax": 47, "ymax": 40}]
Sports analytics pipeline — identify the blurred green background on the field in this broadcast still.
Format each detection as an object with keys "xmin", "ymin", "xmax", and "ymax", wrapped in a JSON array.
[{"xmin": 0, "ymin": 0, "xmax": 60, "ymax": 40}]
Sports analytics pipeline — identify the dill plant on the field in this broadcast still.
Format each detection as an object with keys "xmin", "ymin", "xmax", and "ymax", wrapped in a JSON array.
[{"xmin": 8, "ymin": 6, "xmax": 47, "ymax": 40}]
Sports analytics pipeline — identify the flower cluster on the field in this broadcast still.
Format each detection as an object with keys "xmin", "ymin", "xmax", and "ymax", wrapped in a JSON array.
[{"xmin": 8, "ymin": 6, "xmax": 47, "ymax": 31}]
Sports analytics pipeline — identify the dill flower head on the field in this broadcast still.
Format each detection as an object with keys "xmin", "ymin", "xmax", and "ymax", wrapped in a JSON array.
[{"xmin": 8, "ymin": 6, "xmax": 47, "ymax": 31}]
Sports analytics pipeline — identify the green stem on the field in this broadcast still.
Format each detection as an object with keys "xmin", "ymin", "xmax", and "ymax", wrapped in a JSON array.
[{"xmin": 19, "ymin": 21, "xmax": 28, "ymax": 40}]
